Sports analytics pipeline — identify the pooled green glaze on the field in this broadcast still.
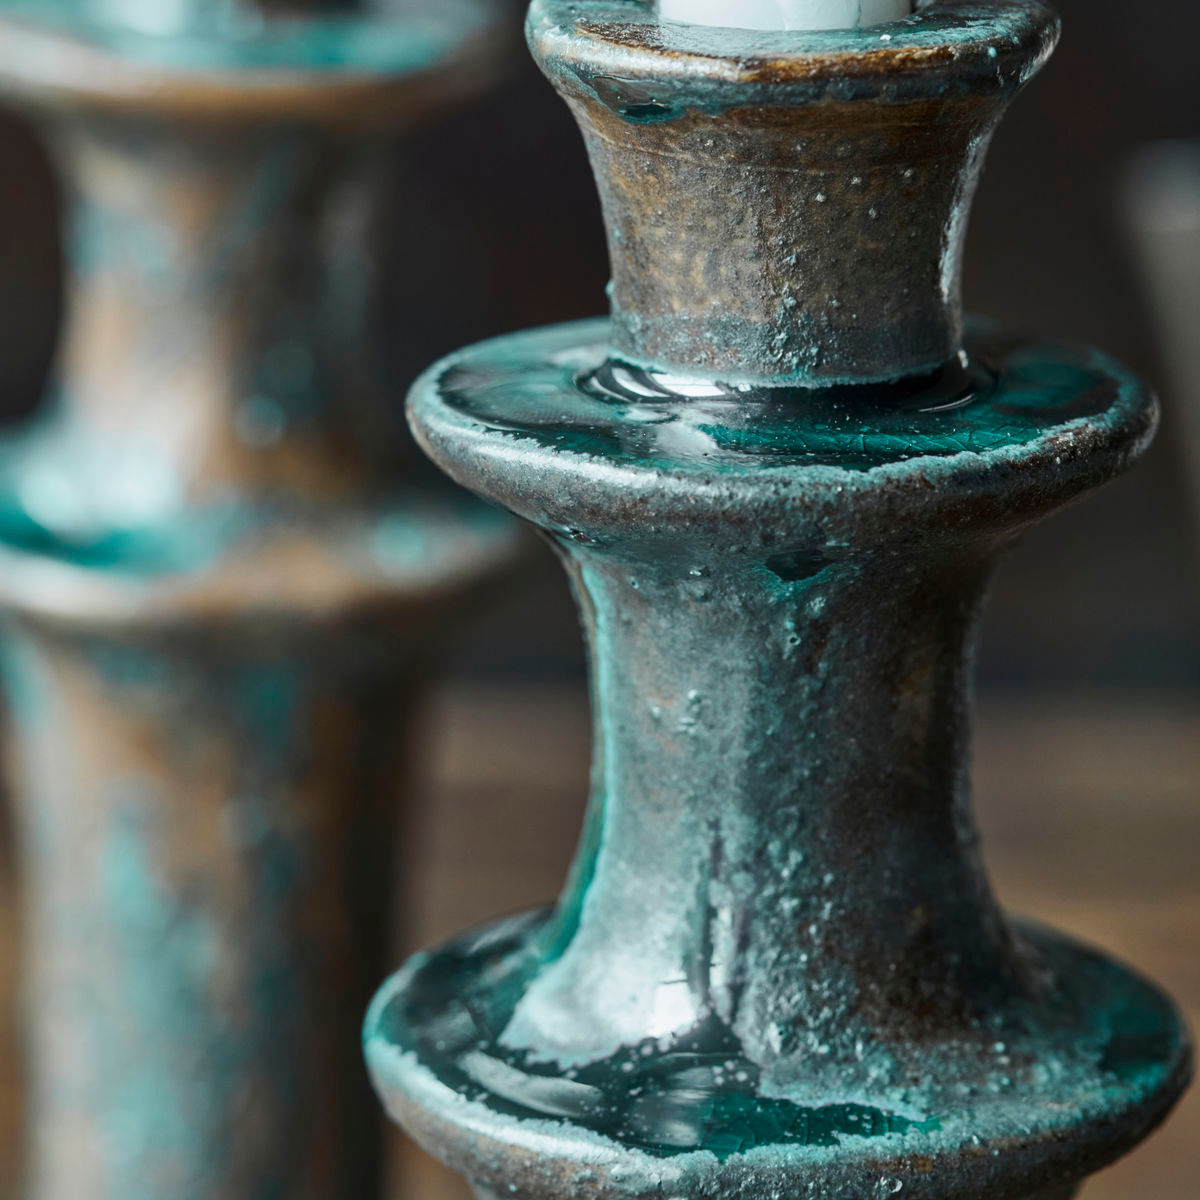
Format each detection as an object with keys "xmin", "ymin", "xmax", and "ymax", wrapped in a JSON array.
[
  {"xmin": 370, "ymin": 918, "xmax": 1184, "ymax": 1185},
  {"xmin": 433, "ymin": 322, "xmax": 1126, "ymax": 475}
]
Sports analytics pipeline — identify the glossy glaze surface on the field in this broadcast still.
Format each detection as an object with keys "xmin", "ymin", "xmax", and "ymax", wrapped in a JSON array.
[
  {"xmin": 366, "ymin": 317, "xmax": 1189, "ymax": 1200},
  {"xmin": 365, "ymin": 2, "xmax": 1192, "ymax": 1197}
]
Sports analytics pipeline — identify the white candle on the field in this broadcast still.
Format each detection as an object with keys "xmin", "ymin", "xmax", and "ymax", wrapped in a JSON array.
[{"xmin": 658, "ymin": 0, "xmax": 911, "ymax": 31}]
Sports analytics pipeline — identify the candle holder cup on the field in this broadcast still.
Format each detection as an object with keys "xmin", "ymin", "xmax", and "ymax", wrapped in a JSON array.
[
  {"xmin": 366, "ymin": 3, "xmax": 1193, "ymax": 1199},
  {"xmin": 0, "ymin": 1, "xmax": 521, "ymax": 1197}
]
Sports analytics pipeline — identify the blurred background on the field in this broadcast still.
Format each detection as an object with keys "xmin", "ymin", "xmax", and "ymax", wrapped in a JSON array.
[{"xmin": 0, "ymin": 0, "xmax": 1196, "ymax": 1196}]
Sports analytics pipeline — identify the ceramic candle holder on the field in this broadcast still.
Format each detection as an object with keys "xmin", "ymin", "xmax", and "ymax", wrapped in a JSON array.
[
  {"xmin": 365, "ymin": 3, "xmax": 1192, "ymax": 1199},
  {"xmin": 0, "ymin": 2, "xmax": 521, "ymax": 1197}
]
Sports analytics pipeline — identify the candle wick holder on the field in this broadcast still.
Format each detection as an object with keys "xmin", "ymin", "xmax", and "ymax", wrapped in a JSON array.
[
  {"xmin": 366, "ymin": 3, "xmax": 1192, "ymax": 1199},
  {"xmin": 0, "ymin": 1, "xmax": 520, "ymax": 1197}
]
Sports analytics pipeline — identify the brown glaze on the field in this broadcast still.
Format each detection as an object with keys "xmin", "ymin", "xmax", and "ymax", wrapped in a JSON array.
[
  {"xmin": 8, "ymin": 619, "xmax": 418, "ymax": 1198},
  {"xmin": 530, "ymin": 0, "xmax": 1059, "ymax": 384}
]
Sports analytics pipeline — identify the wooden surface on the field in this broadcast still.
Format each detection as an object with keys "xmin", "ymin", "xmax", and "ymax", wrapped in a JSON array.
[{"xmin": 2, "ymin": 685, "xmax": 1198, "ymax": 1197}]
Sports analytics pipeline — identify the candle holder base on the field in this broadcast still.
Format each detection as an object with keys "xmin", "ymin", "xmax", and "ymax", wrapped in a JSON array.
[{"xmin": 369, "ymin": 913, "xmax": 1185, "ymax": 1200}]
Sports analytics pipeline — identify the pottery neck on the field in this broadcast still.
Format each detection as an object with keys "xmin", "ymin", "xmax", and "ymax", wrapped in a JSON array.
[
  {"xmin": 39, "ymin": 110, "xmax": 408, "ymax": 519},
  {"xmin": 566, "ymin": 93, "xmax": 1001, "ymax": 387},
  {"xmin": 500, "ymin": 534, "xmax": 1034, "ymax": 1076},
  {"xmin": 529, "ymin": 0, "xmax": 1060, "ymax": 387}
]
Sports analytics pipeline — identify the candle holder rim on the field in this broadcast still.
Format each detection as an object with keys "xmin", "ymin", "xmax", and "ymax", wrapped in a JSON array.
[
  {"xmin": 406, "ymin": 317, "xmax": 1158, "ymax": 553},
  {"xmin": 0, "ymin": 492, "xmax": 522, "ymax": 633},
  {"xmin": 530, "ymin": 0, "xmax": 1059, "ymax": 101},
  {"xmin": 0, "ymin": 0, "xmax": 511, "ymax": 121}
]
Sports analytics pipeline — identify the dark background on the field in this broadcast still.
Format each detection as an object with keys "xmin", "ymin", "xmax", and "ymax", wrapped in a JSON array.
[{"xmin": 0, "ymin": 0, "xmax": 1196, "ymax": 692}]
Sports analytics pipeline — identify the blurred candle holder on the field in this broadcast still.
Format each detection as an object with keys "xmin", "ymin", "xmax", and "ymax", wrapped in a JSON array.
[
  {"xmin": 365, "ymin": 3, "xmax": 1193, "ymax": 1200},
  {"xmin": 0, "ymin": 1, "xmax": 521, "ymax": 1197},
  {"xmin": 1125, "ymin": 139, "xmax": 1200, "ymax": 529}
]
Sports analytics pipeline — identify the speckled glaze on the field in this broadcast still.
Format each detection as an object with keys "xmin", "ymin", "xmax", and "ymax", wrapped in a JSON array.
[
  {"xmin": 365, "ymin": 4, "xmax": 1192, "ymax": 1199},
  {"xmin": 531, "ymin": 0, "xmax": 1058, "ymax": 386},
  {"xmin": 0, "ymin": 2, "xmax": 520, "ymax": 1197}
]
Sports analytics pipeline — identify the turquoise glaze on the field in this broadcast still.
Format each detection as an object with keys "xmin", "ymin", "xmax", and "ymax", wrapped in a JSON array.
[
  {"xmin": 365, "ymin": 320, "xmax": 1189, "ymax": 1199},
  {"xmin": 428, "ymin": 323, "xmax": 1129, "ymax": 477},
  {"xmin": 370, "ymin": 922, "xmax": 1182, "ymax": 1190}
]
